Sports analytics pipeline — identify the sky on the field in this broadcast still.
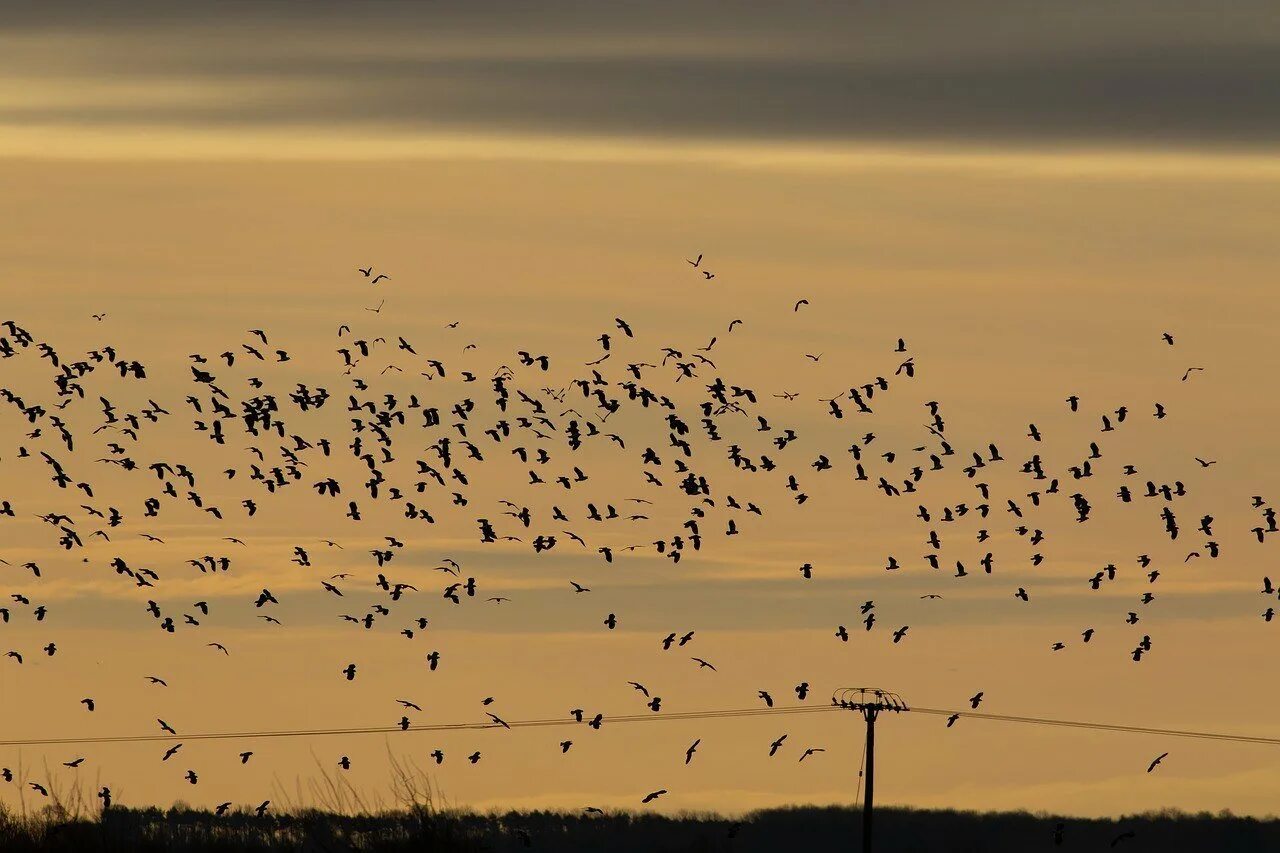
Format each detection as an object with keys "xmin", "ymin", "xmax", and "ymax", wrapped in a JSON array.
[{"xmin": 2, "ymin": 0, "xmax": 1280, "ymax": 821}]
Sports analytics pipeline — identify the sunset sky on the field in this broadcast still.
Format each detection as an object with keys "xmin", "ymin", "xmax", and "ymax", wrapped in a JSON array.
[{"xmin": 3, "ymin": 1, "xmax": 1280, "ymax": 819}]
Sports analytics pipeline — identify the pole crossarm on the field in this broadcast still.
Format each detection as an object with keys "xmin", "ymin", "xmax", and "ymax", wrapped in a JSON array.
[{"xmin": 832, "ymin": 686, "xmax": 910, "ymax": 717}]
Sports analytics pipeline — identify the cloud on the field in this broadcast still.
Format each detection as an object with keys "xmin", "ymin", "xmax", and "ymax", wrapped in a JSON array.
[{"xmin": 3, "ymin": 1, "xmax": 1278, "ymax": 147}]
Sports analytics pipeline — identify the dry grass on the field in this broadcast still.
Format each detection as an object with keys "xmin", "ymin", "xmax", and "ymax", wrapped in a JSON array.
[
  {"xmin": 3, "ymin": 751, "xmax": 107, "ymax": 824},
  {"xmin": 4, "ymin": 767, "xmax": 1280, "ymax": 853},
  {"xmin": 269, "ymin": 747, "xmax": 451, "ymax": 817}
]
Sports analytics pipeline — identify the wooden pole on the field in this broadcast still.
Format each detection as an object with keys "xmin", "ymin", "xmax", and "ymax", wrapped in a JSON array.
[{"xmin": 863, "ymin": 709, "xmax": 876, "ymax": 852}]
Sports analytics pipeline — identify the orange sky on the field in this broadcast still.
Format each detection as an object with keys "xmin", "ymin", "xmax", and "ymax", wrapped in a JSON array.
[{"xmin": 3, "ymin": 2, "xmax": 1280, "ymax": 819}]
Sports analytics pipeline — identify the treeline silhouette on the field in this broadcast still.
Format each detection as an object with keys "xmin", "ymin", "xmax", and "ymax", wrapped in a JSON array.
[{"xmin": 3, "ymin": 804, "xmax": 1280, "ymax": 852}]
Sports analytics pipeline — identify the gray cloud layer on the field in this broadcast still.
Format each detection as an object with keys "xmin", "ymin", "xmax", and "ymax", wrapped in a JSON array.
[{"xmin": 6, "ymin": 1, "xmax": 1279, "ymax": 147}]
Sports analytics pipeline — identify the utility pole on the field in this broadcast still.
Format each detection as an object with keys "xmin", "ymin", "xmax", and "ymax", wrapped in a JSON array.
[
  {"xmin": 833, "ymin": 688, "xmax": 909, "ymax": 853},
  {"xmin": 863, "ymin": 703, "xmax": 876, "ymax": 851}
]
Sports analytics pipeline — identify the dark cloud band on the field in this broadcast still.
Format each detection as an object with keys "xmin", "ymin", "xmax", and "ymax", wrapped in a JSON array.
[{"xmin": 4, "ymin": 1, "xmax": 1278, "ymax": 147}]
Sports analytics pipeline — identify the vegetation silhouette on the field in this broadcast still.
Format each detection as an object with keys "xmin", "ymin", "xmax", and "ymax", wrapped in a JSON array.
[{"xmin": 3, "ymin": 803, "xmax": 1280, "ymax": 852}]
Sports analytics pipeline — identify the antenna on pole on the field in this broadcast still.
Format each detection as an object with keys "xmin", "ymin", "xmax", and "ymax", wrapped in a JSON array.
[{"xmin": 833, "ymin": 687, "xmax": 909, "ymax": 853}]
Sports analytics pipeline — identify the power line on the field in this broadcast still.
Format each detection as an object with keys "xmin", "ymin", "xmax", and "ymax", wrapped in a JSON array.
[
  {"xmin": 2, "ymin": 703, "xmax": 1278, "ymax": 750},
  {"xmin": 0, "ymin": 705, "xmax": 837, "ymax": 748},
  {"xmin": 909, "ymin": 707, "xmax": 1280, "ymax": 747},
  {"xmin": 854, "ymin": 733, "xmax": 866, "ymax": 808}
]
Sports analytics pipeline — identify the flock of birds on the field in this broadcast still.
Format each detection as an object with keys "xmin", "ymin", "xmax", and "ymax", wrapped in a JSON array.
[{"xmin": 0, "ymin": 258, "xmax": 1268, "ymax": 837}]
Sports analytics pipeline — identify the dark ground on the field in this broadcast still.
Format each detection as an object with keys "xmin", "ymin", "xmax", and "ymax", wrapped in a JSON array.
[{"xmin": 3, "ymin": 805, "xmax": 1279, "ymax": 852}]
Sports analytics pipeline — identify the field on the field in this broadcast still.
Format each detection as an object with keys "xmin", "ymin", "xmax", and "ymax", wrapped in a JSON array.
[{"xmin": 3, "ymin": 804, "xmax": 1279, "ymax": 852}]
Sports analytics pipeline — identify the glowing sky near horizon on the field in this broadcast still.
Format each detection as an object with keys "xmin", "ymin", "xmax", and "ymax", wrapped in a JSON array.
[{"xmin": 2, "ymin": 1, "xmax": 1280, "ymax": 819}]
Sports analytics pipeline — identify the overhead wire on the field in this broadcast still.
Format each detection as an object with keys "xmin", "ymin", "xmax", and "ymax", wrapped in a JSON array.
[
  {"xmin": 3, "ymin": 702, "xmax": 1277, "ymax": 749},
  {"xmin": 0, "ymin": 705, "xmax": 837, "ymax": 748}
]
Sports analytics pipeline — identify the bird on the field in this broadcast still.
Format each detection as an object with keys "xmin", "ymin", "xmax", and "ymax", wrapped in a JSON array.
[
  {"xmin": 685, "ymin": 739, "xmax": 700, "ymax": 764},
  {"xmin": 1147, "ymin": 752, "xmax": 1169, "ymax": 773},
  {"xmin": 0, "ymin": 246, "xmax": 1260, "ymax": 826}
]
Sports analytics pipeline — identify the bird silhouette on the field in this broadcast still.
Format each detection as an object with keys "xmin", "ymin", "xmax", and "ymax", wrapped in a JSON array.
[{"xmin": 0, "ymin": 254, "xmax": 1258, "ymax": 822}]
